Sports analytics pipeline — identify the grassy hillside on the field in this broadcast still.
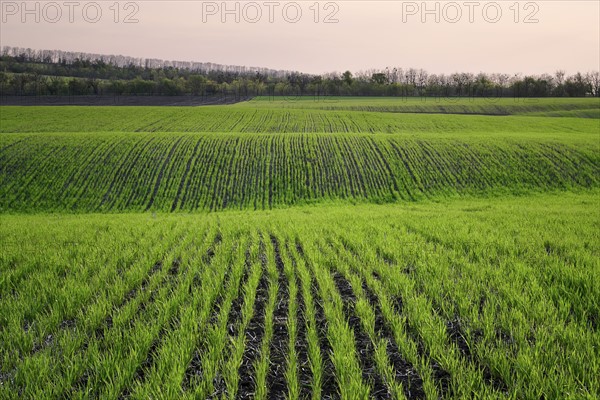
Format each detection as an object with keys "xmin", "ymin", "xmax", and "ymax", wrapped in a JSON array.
[
  {"xmin": 244, "ymin": 97, "xmax": 600, "ymax": 117},
  {"xmin": 1, "ymin": 98, "xmax": 598, "ymax": 213},
  {"xmin": 1, "ymin": 98, "xmax": 599, "ymax": 398},
  {"xmin": 1, "ymin": 104, "xmax": 599, "ymax": 134},
  {"xmin": 1, "ymin": 192, "xmax": 598, "ymax": 399},
  {"xmin": 0, "ymin": 131, "xmax": 597, "ymax": 212}
]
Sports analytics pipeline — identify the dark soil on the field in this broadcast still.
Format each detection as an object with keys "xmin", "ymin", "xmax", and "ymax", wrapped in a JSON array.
[
  {"xmin": 237, "ymin": 243, "xmax": 269, "ymax": 399},
  {"xmin": 285, "ymin": 243, "xmax": 312, "ymax": 399},
  {"xmin": 266, "ymin": 235, "xmax": 289, "ymax": 399},
  {"xmin": 0, "ymin": 95, "xmax": 254, "ymax": 106},
  {"xmin": 311, "ymin": 278, "xmax": 339, "ymax": 400},
  {"xmin": 202, "ymin": 232, "xmax": 223, "ymax": 265}
]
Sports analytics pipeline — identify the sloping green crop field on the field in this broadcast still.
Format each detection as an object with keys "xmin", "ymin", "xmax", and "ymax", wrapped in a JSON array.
[
  {"xmin": 1, "ymin": 104, "xmax": 599, "ymax": 134},
  {"xmin": 0, "ymin": 193, "xmax": 598, "ymax": 399},
  {"xmin": 0, "ymin": 97, "xmax": 599, "ymax": 399},
  {"xmin": 243, "ymin": 97, "xmax": 600, "ymax": 117},
  {"xmin": 0, "ymin": 132, "xmax": 597, "ymax": 213},
  {"xmin": 1, "ymin": 99, "xmax": 598, "ymax": 213}
]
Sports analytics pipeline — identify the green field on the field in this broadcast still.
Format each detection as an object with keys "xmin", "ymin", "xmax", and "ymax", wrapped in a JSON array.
[
  {"xmin": 1, "ymin": 100, "xmax": 598, "ymax": 213},
  {"xmin": 243, "ymin": 97, "xmax": 600, "ymax": 117},
  {"xmin": 2, "ymin": 100, "xmax": 599, "ymax": 134},
  {"xmin": 1, "ymin": 97, "xmax": 599, "ymax": 399}
]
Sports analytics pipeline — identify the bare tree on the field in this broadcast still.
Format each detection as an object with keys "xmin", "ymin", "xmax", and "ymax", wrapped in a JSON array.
[
  {"xmin": 417, "ymin": 69, "xmax": 428, "ymax": 93},
  {"xmin": 586, "ymin": 71, "xmax": 600, "ymax": 96},
  {"xmin": 405, "ymin": 68, "xmax": 417, "ymax": 87},
  {"xmin": 555, "ymin": 70, "xmax": 566, "ymax": 86}
]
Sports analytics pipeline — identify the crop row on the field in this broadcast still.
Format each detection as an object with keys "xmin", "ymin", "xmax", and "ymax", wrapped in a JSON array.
[
  {"xmin": 0, "ymin": 192, "xmax": 598, "ymax": 398},
  {"xmin": 245, "ymin": 96, "xmax": 600, "ymax": 117},
  {"xmin": 1, "ymin": 106, "xmax": 598, "ymax": 134},
  {"xmin": 0, "ymin": 132, "xmax": 597, "ymax": 212}
]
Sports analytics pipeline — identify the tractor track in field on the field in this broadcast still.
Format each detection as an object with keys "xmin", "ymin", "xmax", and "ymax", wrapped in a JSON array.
[
  {"xmin": 336, "ymin": 234, "xmax": 459, "ymax": 398},
  {"xmin": 182, "ymin": 349, "xmax": 203, "ymax": 391},
  {"xmin": 222, "ymin": 244, "xmax": 253, "ymax": 340},
  {"xmin": 368, "ymin": 264, "xmax": 453, "ymax": 398}
]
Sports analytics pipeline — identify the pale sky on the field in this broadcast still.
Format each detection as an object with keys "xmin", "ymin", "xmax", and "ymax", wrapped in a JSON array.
[{"xmin": 1, "ymin": 1, "xmax": 599, "ymax": 75}]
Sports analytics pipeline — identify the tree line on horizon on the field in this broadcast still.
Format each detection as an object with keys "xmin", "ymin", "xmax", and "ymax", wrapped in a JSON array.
[{"xmin": 1, "ymin": 46, "xmax": 599, "ymax": 98}]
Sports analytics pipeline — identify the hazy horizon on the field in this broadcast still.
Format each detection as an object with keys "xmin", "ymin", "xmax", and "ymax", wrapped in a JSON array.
[{"xmin": 1, "ymin": 1, "xmax": 598, "ymax": 76}]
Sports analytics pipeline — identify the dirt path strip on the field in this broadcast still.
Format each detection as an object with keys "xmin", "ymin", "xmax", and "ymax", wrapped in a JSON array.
[{"xmin": 0, "ymin": 95, "xmax": 254, "ymax": 106}]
